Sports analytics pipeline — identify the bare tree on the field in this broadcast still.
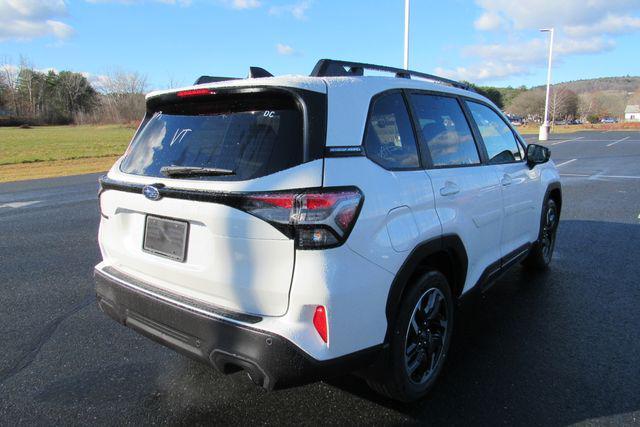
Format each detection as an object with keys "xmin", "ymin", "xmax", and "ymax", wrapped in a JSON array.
[
  {"xmin": 578, "ymin": 90, "xmax": 627, "ymax": 119},
  {"xmin": 550, "ymin": 86, "xmax": 579, "ymax": 123},
  {"xmin": 97, "ymin": 70, "xmax": 148, "ymax": 123},
  {"xmin": 1, "ymin": 56, "xmax": 20, "ymax": 116},
  {"xmin": 505, "ymin": 89, "xmax": 546, "ymax": 121},
  {"xmin": 166, "ymin": 74, "xmax": 184, "ymax": 89}
]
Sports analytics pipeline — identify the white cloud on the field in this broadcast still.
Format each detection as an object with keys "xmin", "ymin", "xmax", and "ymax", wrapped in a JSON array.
[
  {"xmin": 85, "ymin": 0, "xmax": 192, "ymax": 5},
  {"xmin": 474, "ymin": 11, "xmax": 502, "ymax": 31},
  {"xmin": 436, "ymin": 63, "xmax": 530, "ymax": 82},
  {"xmin": 225, "ymin": 0, "xmax": 260, "ymax": 10},
  {"xmin": 269, "ymin": 0, "xmax": 311, "ymax": 20},
  {"xmin": 82, "ymin": 72, "xmax": 111, "ymax": 92},
  {"xmin": 0, "ymin": 0, "xmax": 73, "ymax": 41},
  {"xmin": 463, "ymin": 36, "xmax": 616, "ymax": 65},
  {"xmin": 474, "ymin": 0, "xmax": 640, "ymax": 31},
  {"xmin": 275, "ymin": 43, "xmax": 294, "ymax": 55},
  {"xmin": 566, "ymin": 14, "xmax": 640, "ymax": 37},
  {"xmin": 442, "ymin": 34, "xmax": 618, "ymax": 82},
  {"xmin": 444, "ymin": 0, "xmax": 640, "ymax": 82}
]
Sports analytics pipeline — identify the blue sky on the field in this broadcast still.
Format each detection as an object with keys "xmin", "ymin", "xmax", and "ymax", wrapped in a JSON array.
[{"xmin": 1, "ymin": 0, "xmax": 639, "ymax": 90}]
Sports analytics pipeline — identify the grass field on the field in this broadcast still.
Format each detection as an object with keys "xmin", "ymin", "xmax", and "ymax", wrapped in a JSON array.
[{"xmin": 0, "ymin": 125, "xmax": 135, "ymax": 182}]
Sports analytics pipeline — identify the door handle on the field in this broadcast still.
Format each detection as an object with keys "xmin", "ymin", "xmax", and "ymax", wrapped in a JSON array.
[
  {"xmin": 501, "ymin": 174, "xmax": 513, "ymax": 186},
  {"xmin": 439, "ymin": 181, "xmax": 460, "ymax": 196}
]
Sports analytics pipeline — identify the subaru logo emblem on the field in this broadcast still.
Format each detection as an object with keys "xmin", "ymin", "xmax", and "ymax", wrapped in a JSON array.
[{"xmin": 143, "ymin": 185, "xmax": 161, "ymax": 201}]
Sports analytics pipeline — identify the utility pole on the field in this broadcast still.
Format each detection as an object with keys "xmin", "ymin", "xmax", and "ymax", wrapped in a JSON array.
[
  {"xmin": 539, "ymin": 28, "xmax": 554, "ymax": 141},
  {"xmin": 404, "ymin": 0, "xmax": 410, "ymax": 70}
]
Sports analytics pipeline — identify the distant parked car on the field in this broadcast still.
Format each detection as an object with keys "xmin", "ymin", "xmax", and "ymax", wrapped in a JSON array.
[
  {"xmin": 601, "ymin": 117, "xmax": 618, "ymax": 124},
  {"xmin": 568, "ymin": 119, "xmax": 582, "ymax": 125},
  {"xmin": 506, "ymin": 114, "xmax": 524, "ymax": 126}
]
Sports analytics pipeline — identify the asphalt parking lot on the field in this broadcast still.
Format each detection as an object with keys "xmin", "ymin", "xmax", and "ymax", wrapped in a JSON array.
[{"xmin": 1, "ymin": 130, "xmax": 639, "ymax": 425}]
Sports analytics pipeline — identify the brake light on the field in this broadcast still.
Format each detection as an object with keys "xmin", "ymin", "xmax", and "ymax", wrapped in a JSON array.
[
  {"xmin": 240, "ymin": 188, "xmax": 363, "ymax": 249},
  {"xmin": 177, "ymin": 88, "xmax": 216, "ymax": 98},
  {"xmin": 313, "ymin": 306, "xmax": 328, "ymax": 343}
]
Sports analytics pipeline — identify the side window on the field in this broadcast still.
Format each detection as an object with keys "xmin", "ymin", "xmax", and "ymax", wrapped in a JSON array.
[
  {"xmin": 410, "ymin": 94, "xmax": 480, "ymax": 167},
  {"xmin": 363, "ymin": 92, "xmax": 420, "ymax": 170},
  {"xmin": 466, "ymin": 101, "xmax": 524, "ymax": 164}
]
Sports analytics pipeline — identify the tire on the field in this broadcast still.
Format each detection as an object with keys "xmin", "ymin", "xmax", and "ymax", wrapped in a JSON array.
[
  {"xmin": 523, "ymin": 198, "xmax": 559, "ymax": 270},
  {"xmin": 366, "ymin": 271, "xmax": 454, "ymax": 402}
]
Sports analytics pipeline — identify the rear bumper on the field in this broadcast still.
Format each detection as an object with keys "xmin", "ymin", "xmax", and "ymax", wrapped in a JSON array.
[{"xmin": 94, "ymin": 267, "xmax": 381, "ymax": 390}]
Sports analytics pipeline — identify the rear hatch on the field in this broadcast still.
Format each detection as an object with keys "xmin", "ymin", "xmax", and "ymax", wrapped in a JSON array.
[{"xmin": 98, "ymin": 85, "xmax": 327, "ymax": 316}]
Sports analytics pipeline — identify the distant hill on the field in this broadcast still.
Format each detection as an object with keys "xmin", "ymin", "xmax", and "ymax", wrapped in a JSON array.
[
  {"xmin": 488, "ymin": 76, "xmax": 640, "ymax": 119},
  {"xmin": 531, "ymin": 76, "xmax": 640, "ymax": 94}
]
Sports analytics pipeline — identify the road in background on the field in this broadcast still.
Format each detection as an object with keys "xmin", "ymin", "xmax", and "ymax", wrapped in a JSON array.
[{"xmin": 1, "ymin": 131, "xmax": 639, "ymax": 425}]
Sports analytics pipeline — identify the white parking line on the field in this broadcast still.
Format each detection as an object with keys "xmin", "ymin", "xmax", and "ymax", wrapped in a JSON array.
[
  {"xmin": 600, "ymin": 175, "xmax": 640, "ymax": 179},
  {"xmin": 561, "ymin": 139, "xmax": 640, "ymax": 142},
  {"xmin": 551, "ymin": 136, "xmax": 584, "ymax": 146},
  {"xmin": 555, "ymin": 159, "xmax": 577, "ymax": 167},
  {"xmin": 560, "ymin": 173, "xmax": 640, "ymax": 179},
  {"xmin": 606, "ymin": 136, "xmax": 630, "ymax": 147},
  {"xmin": 0, "ymin": 200, "xmax": 40, "ymax": 209}
]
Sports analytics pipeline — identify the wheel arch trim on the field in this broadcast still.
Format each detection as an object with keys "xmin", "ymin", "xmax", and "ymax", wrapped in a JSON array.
[
  {"xmin": 545, "ymin": 181, "xmax": 562, "ymax": 213},
  {"xmin": 384, "ymin": 234, "xmax": 468, "ymax": 336}
]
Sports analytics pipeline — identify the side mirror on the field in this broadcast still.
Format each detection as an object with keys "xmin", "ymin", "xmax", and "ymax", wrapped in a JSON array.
[{"xmin": 526, "ymin": 144, "xmax": 550, "ymax": 167}]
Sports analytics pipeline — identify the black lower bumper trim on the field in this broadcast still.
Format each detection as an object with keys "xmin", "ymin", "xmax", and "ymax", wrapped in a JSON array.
[{"xmin": 94, "ymin": 268, "xmax": 381, "ymax": 390}]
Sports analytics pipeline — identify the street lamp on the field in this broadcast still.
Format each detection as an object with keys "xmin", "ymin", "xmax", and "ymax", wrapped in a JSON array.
[
  {"xmin": 539, "ymin": 28, "xmax": 554, "ymax": 141},
  {"xmin": 404, "ymin": 0, "xmax": 410, "ymax": 70}
]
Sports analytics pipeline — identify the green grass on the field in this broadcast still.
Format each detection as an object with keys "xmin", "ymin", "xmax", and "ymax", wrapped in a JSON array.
[{"xmin": 0, "ymin": 125, "xmax": 135, "ymax": 166}]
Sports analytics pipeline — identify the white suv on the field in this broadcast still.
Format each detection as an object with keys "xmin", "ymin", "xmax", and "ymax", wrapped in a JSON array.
[{"xmin": 95, "ymin": 59, "xmax": 561, "ymax": 402}]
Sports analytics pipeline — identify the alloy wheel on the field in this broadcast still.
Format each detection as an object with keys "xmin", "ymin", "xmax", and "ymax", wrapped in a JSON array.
[
  {"xmin": 541, "ymin": 202, "xmax": 558, "ymax": 263},
  {"xmin": 404, "ymin": 288, "xmax": 449, "ymax": 385}
]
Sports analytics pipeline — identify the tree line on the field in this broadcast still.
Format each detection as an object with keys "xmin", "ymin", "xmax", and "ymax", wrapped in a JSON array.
[
  {"xmin": 1, "ymin": 58, "xmax": 638, "ymax": 127},
  {"xmin": 0, "ymin": 59, "xmax": 147, "ymax": 126},
  {"xmin": 467, "ymin": 79, "xmax": 640, "ymax": 123}
]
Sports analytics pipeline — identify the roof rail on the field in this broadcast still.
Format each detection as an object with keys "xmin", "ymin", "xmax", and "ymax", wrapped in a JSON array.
[{"xmin": 310, "ymin": 59, "xmax": 470, "ymax": 91}]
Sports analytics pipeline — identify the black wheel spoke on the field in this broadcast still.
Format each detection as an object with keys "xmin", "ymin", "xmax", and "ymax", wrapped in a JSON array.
[
  {"xmin": 423, "ymin": 292, "xmax": 442, "ymax": 320},
  {"xmin": 411, "ymin": 316, "xmax": 420, "ymax": 334},
  {"xmin": 406, "ymin": 342, "xmax": 417, "ymax": 357},
  {"xmin": 407, "ymin": 355, "xmax": 421, "ymax": 375}
]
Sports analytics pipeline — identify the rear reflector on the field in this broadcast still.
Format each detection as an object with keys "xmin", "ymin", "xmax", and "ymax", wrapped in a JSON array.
[
  {"xmin": 313, "ymin": 306, "xmax": 328, "ymax": 343},
  {"xmin": 177, "ymin": 88, "xmax": 216, "ymax": 98}
]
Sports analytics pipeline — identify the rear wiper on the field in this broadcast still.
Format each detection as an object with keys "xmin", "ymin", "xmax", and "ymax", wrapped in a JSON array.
[{"xmin": 160, "ymin": 166, "xmax": 235, "ymax": 177}]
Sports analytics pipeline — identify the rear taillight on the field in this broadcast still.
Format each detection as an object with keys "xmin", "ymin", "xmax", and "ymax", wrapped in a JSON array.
[{"xmin": 239, "ymin": 188, "xmax": 363, "ymax": 249}]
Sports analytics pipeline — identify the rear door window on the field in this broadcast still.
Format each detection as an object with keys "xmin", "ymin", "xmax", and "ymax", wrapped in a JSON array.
[
  {"xmin": 363, "ymin": 92, "xmax": 420, "ymax": 170},
  {"xmin": 409, "ymin": 94, "xmax": 480, "ymax": 167},
  {"xmin": 120, "ymin": 94, "xmax": 303, "ymax": 181}
]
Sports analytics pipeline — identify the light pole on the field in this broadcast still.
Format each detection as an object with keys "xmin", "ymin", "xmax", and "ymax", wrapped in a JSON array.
[
  {"xmin": 404, "ymin": 0, "xmax": 410, "ymax": 69},
  {"xmin": 539, "ymin": 28, "xmax": 554, "ymax": 141}
]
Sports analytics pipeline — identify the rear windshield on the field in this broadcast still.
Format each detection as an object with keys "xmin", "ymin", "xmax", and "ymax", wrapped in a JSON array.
[{"xmin": 120, "ymin": 93, "xmax": 303, "ymax": 181}]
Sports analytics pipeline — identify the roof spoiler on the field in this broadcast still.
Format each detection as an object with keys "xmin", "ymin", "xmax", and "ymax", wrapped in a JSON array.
[{"xmin": 194, "ymin": 66, "xmax": 274, "ymax": 85}]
